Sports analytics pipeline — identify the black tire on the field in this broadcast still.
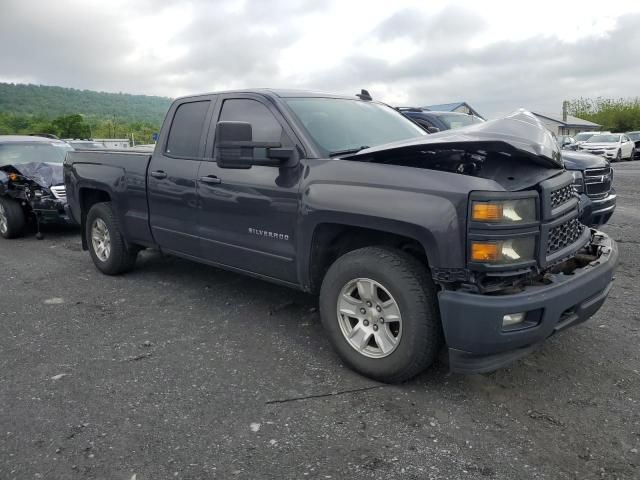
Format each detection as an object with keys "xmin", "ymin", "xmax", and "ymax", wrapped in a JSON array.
[
  {"xmin": 0, "ymin": 197, "xmax": 26, "ymax": 239},
  {"xmin": 319, "ymin": 246, "xmax": 442, "ymax": 383},
  {"xmin": 615, "ymin": 150, "xmax": 621, "ymax": 162},
  {"xmin": 629, "ymin": 148, "xmax": 635, "ymax": 161},
  {"xmin": 85, "ymin": 202, "xmax": 138, "ymax": 275}
]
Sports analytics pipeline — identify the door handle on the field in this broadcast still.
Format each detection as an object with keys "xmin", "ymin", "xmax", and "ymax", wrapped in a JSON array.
[
  {"xmin": 199, "ymin": 175, "xmax": 221, "ymax": 184},
  {"xmin": 150, "ymin": 170, "xmax": 167, "ymax": 179}
]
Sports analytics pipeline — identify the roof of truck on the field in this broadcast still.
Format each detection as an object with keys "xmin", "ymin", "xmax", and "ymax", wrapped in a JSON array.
[{"xmin": 174, "ymin": 88, "xmax": 368, "ymax": 102}]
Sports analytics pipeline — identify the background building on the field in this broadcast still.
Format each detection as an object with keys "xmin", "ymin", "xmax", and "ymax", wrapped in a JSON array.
[
  {"xmin": 93, "ymin": 138, "xmax": 130, "ymax": 149},
  {"xmin": 530, "ymin": 112, "xmax": 601, "ymax": 136}
]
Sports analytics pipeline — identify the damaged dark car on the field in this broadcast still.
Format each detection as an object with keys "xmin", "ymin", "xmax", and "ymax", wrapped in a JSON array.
[
  {"xmin": 0, "ymin": 135, "xmax": 75, "ymax": 239},
  {"xmin": 65, "ymin": 90, "xmax": 618, "ymax": 382}
]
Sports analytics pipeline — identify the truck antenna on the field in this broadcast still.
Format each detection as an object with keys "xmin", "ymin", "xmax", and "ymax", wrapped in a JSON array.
[{"xmin": 356, "ymin": 89, "xmax": 372, "ymax": 101}]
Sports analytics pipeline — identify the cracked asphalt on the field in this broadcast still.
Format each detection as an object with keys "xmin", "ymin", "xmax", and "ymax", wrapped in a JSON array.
[{"xmin": 1, "ymin": 163, "xmax": 639, "ymax": 480}]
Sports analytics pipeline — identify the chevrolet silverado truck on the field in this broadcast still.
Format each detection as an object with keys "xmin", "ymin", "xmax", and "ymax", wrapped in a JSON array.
[
  {"xmin": 0, "ymin": 135, "xmax": 75, "ymax": 239},
  {"xmin": 64, "ymin": 89, "xmax": 618, "ymax": 383}
]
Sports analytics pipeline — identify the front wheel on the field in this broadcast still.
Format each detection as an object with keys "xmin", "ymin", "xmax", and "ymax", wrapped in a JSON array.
[
  {"xmin": 319, "ymin": 246, "xmax": 442, "ymax": 383},
  {"xmin": 615, "ymin": 150, "xmax": 622, "ymax": 162},
  {"xmin": 0, "ymin": 197, "xmax": 26, "ymax": 239},
  {"xmin": 86, "ymin": 202, "xmax": 138, "ymax": 275}
]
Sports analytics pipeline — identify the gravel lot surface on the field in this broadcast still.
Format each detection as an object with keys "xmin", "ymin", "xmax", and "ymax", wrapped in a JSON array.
[{"xmin": 1, "ymin": 163, "xmax": 639, "ymax": 480}]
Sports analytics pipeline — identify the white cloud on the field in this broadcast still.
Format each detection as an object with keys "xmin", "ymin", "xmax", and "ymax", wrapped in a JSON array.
[{"xmin": 1, "ymin": 0, "xmax": 639, "ymax": 117}]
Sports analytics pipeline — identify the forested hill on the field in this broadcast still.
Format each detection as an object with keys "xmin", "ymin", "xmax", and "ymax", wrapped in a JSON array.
[{"xmin": 0, "ymin": 83, "xmax": 172, "ymax": 124}]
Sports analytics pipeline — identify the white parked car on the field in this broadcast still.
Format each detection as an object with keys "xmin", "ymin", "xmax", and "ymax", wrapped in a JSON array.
[{"xmin": 579, "ymin": 133, "xmax": 635, "ymax": 162}]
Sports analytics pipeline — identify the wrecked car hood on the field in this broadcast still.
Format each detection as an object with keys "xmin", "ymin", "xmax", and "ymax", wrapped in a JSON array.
[
  {"xmin": 0, "ymin": 162, "xmax": 64, "ymax": 188},
  {"xmin": 348, "ymin": 110, "xmax": 563, "ymax": 169}
]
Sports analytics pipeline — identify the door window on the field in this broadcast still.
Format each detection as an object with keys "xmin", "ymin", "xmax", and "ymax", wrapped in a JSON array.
[
  {"xmin": 166, "ymin": 100, "xmax": 210, "ymax": 158},
  {"xmin": 218, "ymin": 99, "xmax": 283, "ymax": 143}
]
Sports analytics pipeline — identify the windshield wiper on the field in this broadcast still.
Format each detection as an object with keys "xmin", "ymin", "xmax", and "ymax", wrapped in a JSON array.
[{"xmin": 328, "ymin": 146, "xmax": 370, "ymax": 157}]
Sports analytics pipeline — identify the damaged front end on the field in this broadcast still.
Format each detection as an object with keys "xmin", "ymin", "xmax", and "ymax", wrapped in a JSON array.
[
  {"xmin": 0, "ymin": 162, "xmax": 73, "ymax": 227},
  {"xmin": 339, "ymin": 110, "xmax": 618, "ymax": 373},
  {"xmin": 344, "ymin": 111, "xmax": 603, "ymax": 295}
]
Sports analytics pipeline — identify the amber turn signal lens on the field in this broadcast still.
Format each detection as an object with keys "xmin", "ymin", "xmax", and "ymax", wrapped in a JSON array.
[
  {"xmin": 472, "ymin": 203, "xmax": 503, "ymax": 221},
  {"xmin": 8, "ymin": 173, "xmax": 18, "ymax": 181},
  {"xmin": 471, "ymin": 242, "xmax": 499, "ymax": 262}
]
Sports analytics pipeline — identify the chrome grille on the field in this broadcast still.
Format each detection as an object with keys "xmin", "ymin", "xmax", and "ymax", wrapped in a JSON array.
[
  {"xmin": 547, "ymin": 218, "xmax": 584, "ymax": 255},
  {"xmin": 550, "ymin": 184, "xmax": 574, "ymax": 208},
  {"xmin": 50, "ymin": 185, "xmax": 66, "ymax": 200},
  {"xmin": 584, "ymin": 167, "xmax": 612, "ymax": 199}
]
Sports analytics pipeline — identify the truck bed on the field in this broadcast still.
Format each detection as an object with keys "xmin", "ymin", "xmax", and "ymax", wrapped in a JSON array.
[{"xmin": 64, "ymin": 149, "xmax": 154, "ymax": 247}]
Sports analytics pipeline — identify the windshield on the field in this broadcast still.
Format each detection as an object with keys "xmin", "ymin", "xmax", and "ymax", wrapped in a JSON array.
[
  {"xmin": 586, "ymin": 134, "xmax": 620, "ymax": 143},
  {"xmin": 0, "ymin": 142, "xmax": 73, "ymax": 166},
  {"xmin": 628, "ymin": 132, "xmax": 640, "ymax": 141},
  {"xmin": 575, "ymin": 133, "xmax": 595, "ymax": 141},
  {"xmin": 434, "ymin": 113, "xmax": 483, "ymax": 129},
  {"xmin": 285, "ymin": 98, "xmax": 426, "ymax": 154}
]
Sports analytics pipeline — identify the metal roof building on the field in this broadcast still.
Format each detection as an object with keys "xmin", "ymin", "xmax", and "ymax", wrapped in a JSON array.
[{"xmin": 531, "ymin": 112, "xmax": 601, "ymax": 137}]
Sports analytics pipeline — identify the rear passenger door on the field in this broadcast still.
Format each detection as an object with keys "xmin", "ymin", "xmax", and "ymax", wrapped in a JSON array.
[{"xmin": 147, "ymin": 96, "xmax": 215, "ymax": 256}]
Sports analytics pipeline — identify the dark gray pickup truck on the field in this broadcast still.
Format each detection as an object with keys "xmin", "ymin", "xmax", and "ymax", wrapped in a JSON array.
[{"xmin": 64, "ymin": 89, "xmax": 618, "ymax": 382}]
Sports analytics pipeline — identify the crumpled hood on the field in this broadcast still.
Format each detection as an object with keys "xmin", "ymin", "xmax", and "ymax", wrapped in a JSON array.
[
  {"xmin": 0, "ymin": 161, "xmax": 63, "ymax": 188},
  {"xmin": 348, "ymin": 110, "xmax": 563, "ymax": 168}
]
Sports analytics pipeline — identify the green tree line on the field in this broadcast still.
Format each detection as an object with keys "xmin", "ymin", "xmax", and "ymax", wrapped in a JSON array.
[
  {"xmin": 0, "ymin": 112, "xmax": 161, "ymax": 144},
  {"xmin": 0, "ymin": 82, "xmax": 170, "ymax": 143},
  {"xmin": 568, "ymin": 97, "xmax": 640, "ymax": 132},
  {"xmin": 0, "ymin": 82, "xmax": 171, "ymax": 123}
]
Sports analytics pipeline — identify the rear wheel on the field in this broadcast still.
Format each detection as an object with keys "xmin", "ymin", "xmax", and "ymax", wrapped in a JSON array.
[
  {"xmin": 319, "ymin": 246, "xmax": 442, "ymax": 383},
  {"xmin": 0, "ymin": 197, "xmax": 26, "ymax": 239},
  {"xmin": 629, "ymin": 148, "xmax": 636, "ymax": 161},
  {"xmin": 86, "ymin": 202, "xmax": 138, "ymax": 275}
]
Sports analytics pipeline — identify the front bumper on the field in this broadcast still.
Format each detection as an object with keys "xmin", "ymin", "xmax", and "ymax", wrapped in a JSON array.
[
  {"xmin": 31, "ymin": 197, "xmax": 75, "ymax": 225},
  {"xmin": 438, "ymin": 230, "xmax": 617, "ymax": 374},
  {"xmin": 579, "ymin": 190, "xmax": 616, "ymax": 227}
]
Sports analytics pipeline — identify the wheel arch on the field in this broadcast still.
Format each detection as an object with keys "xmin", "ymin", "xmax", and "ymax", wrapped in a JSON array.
[
  {"xmin": 301, "ymin": 218, "xmax": 437, "ymax": 293},
  {"xmin": 78, "ymin": 188, "xmax": 112, "ymax": 250}
]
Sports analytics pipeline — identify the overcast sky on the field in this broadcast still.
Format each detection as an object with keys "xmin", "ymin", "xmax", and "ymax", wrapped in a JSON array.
[{"xmin": 1, "ymin": 0, "xmax": 639, "ymax": 118}]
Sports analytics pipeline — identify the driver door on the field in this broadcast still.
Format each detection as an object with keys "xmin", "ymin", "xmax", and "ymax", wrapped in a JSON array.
[{"xmin": 196, "ymin": 95, "xmax": 302, "ymax": 283}]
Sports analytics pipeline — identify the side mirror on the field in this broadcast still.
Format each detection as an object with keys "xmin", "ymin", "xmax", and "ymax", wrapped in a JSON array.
[
  {"xmin": 215, "ymin": 121, "xmax": 296, "ymax": 169},
  {"xmin": 426, "ymin": 126, "xmax": 440, "ymax": 134}
]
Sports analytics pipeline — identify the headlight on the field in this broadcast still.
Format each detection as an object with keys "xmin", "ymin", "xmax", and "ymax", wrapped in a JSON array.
[
  {"xmin": 471, "ymin": 198, "xmax": 536, "ymax": 224},
  {"xmin": 569, "ymin": 170, "xmax": 584, "ymax": 194},
  {"xmin": 470, "ymin": 237, "xmax": 536, "ymax": 264}
]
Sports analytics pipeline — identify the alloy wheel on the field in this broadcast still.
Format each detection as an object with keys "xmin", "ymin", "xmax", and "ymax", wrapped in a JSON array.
[
  {"xmin": 0, "ymin": 204, "xmax": 7, "ymax": 235},
  {"xmin": 91, "ymin": 218, "xmax": 111, "ymax": 261},
  {"xmin": 336, "ymin": 278, "xmax": 403, "ymax": 358}
]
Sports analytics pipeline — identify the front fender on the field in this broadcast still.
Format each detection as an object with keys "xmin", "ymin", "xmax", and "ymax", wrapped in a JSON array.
[{"xmin": 296, "ymin": 176, "xmax": 471, "ymax": 288}]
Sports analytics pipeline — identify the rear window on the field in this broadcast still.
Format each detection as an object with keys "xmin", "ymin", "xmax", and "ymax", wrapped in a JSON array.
[{"xmin": 166, "ymin": 100, "xmax": 210, "ymax": 158}]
